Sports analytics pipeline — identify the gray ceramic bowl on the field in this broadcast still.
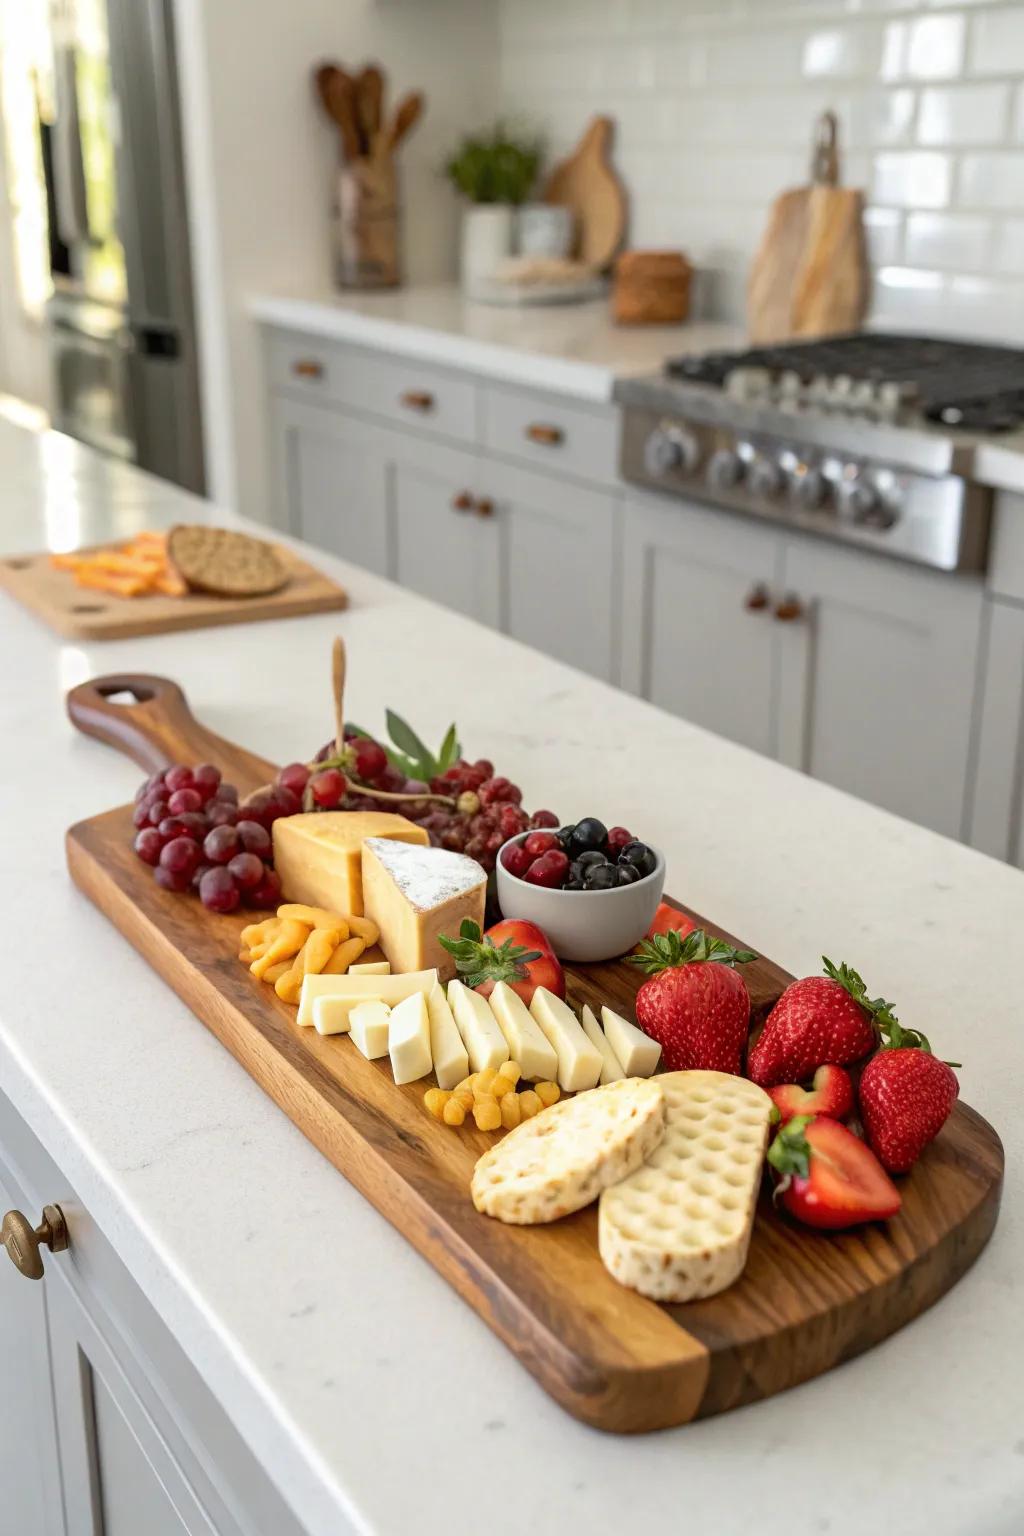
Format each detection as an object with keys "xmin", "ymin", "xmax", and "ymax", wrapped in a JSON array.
[{"xmin": 495, "ymin": 831, "xmax": 666, "ymax": 963}]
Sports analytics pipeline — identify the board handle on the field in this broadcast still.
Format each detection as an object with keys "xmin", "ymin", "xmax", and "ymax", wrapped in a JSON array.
[{"xmin": 66, "ymin": 675, "xmax": 199, "ymax": 773}]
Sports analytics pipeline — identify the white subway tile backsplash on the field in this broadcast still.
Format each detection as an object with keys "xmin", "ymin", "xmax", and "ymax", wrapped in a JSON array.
[
  {"xmin": 917, "ymin": 84, "xmax": 1009, "ymax": 145},
  {"xmin": 904, "ymin": 211, "xmax": 993, "ymax": 268},
  {"xmin": 802, "ymin": 26, "xmax": 882, "ymax": 79},
  {"xmin": 863, "ymin": 206, "xmax": 904, "ymax": 265},
  {"xmin": 873, "ymin": 151, "xmax": 952, "ymax": 207},
  {"xmin": 959, "ymin": 153, "xmax": 1024, "ymax": 208},
  {"xmin": 970, "ymin": 6, "xmax": 1024, "ymax": 76},
  {"xmin": 993, "ymin": 218, "xmax": 1024, "ymax": 273},
  {"xmin": 905, "ymin": 14, "xmax": 966, "ymax": 80}
]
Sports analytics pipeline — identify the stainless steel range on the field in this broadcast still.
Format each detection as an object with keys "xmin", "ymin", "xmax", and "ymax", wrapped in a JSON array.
[{"xmin": 617, "ymin": 333, "xmax": 1024, "ymax": 573}]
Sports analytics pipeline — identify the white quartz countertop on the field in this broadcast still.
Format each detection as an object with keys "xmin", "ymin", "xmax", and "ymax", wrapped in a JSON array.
[
  {"xmin": 248, "ymin": 284, "xmax": 742, "ymax": 402},
  {"xmin": 1, "ymin": 413, "xmax": 1022, "ymax": 1536}
]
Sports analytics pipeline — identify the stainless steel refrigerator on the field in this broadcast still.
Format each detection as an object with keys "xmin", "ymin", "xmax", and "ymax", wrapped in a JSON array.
[{"xmin": 41, "ymin": 0, "xmax": 204, "ymax": 493}]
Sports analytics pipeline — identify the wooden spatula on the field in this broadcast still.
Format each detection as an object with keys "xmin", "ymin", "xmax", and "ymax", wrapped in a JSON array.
[{"xmin": 384, "ymin": 91, "xmax": 424, "ymax": 153}]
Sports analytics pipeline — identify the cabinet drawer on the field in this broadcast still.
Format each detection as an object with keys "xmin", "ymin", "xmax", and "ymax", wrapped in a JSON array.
[
  {"xmin": 481, "ymin": 384, "xmax": 619, "ymax": 486},
  {"xmin": 265, "ymin": 328, "xmax": 479, "ymax": 445}
]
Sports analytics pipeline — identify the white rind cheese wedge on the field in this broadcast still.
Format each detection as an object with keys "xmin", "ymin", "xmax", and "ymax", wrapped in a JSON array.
[
  {"xmin": 348, "ymin": 1000, "xmax": 391, "ymax": 1060},
  {"xmin": 388, "ymin": 992, "xmax": 433, "ymax": 1085},
  {"xmin": 297, "ymin": 969, "xmax": 437, "ymax": 1030},
  {"xmin": 599, "ymin": 1070, "xmax": 773, "ymax": 1303},
  {"xmin": 487, "ymin": 981, "xmax": 558, "ymax": 1083},
  {"xmin": 601, "ymin": 1005, "xmax": 661, "ymax": 1077},
  {"xmin": 472, "ymin": 1078, "xmax": 666, "ymax": 1225},
  {"xmin": 580, "ymin": 1005, "xmax": 625, "ymax": 1085},
  {"xmin": 361, "ymin": 839, "xmax": 486, "ymax": 981},
  {"xmin": 529, "ymin": 988, "xmax": 603, "ymax": 1092},
  {"xmin": 448, "ymin": 979, "xmax": 509, "ymax": 1073},
  {"xmin": 349, "ymin": 960, "xmax": 390, "ymax": 976},
  {"xmin": 426, "ymin": 984, "xmax": 469, "ymax": 1090}
]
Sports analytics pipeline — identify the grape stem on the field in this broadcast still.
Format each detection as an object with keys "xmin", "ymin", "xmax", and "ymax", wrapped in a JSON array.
[{"xmin": 240, "ymin": 760, "xmax": 457, "ymax": 811}]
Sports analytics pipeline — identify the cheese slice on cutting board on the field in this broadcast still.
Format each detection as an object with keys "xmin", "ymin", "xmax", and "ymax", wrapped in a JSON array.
[
  {"xmin": 601, "ymin": 1005, "xmax": 661, "ymax": 1077},
  {"xmin": 448, "ymin": 979, "xmax": 509, "ymax": 1073},
  {"xmin": 349, "ymin": 960, "xmax": 391, "ymax": 976},
  {"xmin": 426, "ymin": 983, "xmax": 469, "ymax": 1090},
  {"xmin": 529, "ymin": 988, "xmax": 603, "ymax": 1092},
  {"xmin": 298, "ymin": 968, "xmax": 437, "ymax": 1031},
  {"xmin": 273, "ymin": 812, "xmax": 428, "ymax": 916},
  {"xmin": 579, "ymin": 1005, "xmax": 625, "ymax": 1084},
  {"xmin": 488, "ymin": 981, "xmax": 558, "ymax": 1082},
  {"xmin": 349, "ymin": 1000, "xmax": 391, "ymax": 1060},
  {"xmin": 599, "ymin": 1070, "xmax": 773, "ymax": 1303},
  {"xmin": 361, "ymin": 839, "xmax": 486, "ymax": 981},
  {"xmin": 388, "ymin": 992, "xmax": 433, "ymax": 1085}
]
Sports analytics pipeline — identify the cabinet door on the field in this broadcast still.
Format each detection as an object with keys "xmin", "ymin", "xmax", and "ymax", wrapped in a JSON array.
[
  {"xmin": 0, "ymin": 1167, "xmax": 65, "ymax": 1536},
  {"xmin": 495, "ymin": 461, "xmax": 618, "ymax": 682},
  {"xmin": 392, "ymin": 440, "xmax": 500, "ymax": 627},
  {"xmin": 968, "ymin": 599, "xmax": 1024, "ymax": 866},
  {"xmin": 621, "ymin": 494, "xmax": 785, "ymax": 755},
  {"xmin": 271, "ymin": 396, "xmax": 392, "ymax": 576},
  {"xmin": 778, "ymin": 537, "xmax": 985, "ymax": 839}
]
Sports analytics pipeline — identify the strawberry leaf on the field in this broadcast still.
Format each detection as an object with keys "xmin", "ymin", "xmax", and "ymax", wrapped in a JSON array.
[
  {"xmin": 766, "ymin": 1113, "xmax": 813, "ymax": 1186},
  {"xmin": 821, "ymin": 957, "xmax": 906, "ymax": 1040},
  {"xmin": 627, "ymin": 928, "xmax": 757, "ymax": 976},
  {"xmin": 438, "ymin": 922, "xmax": 543, "ymax": 987}
]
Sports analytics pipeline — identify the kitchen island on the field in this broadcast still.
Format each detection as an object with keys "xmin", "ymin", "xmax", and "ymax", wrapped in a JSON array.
[{"xmin": 1, "ymin": 412, "xmax": 1021, "ymax": 1536}]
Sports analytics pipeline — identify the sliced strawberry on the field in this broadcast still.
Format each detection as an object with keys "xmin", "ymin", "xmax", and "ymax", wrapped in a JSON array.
[
  {"xmin": 767, "ymin": 1065, "xmax": 854, "ymax": 1123},
  {"xmin": 644, "ymin": 903, "xmax": 697, "ymax": 942},
  {"xmin": 766, "ymin": 1114, "xmax": 901, "ymax": 1230}
]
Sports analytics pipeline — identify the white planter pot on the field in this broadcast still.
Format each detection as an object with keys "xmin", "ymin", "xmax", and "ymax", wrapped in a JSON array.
[{"xmin": 459, "ymin": 204, "xmax": 513, "ymax": 287}]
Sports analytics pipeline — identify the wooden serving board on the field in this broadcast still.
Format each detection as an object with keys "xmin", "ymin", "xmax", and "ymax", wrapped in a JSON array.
[
  {"xmin": 0, "ymin": 543, "xmax": 348, "ymax": 640},
  {"xmin": 64, "ymin": 675, "xmax": 1004, "ymax": 1433}
]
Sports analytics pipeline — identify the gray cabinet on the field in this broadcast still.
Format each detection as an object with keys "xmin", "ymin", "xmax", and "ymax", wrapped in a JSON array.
[
  {"xmin": 621, "ymin": 493, "xmax": 785, "ymax": 756},
  {"xmin": 969, "ymin": 598, "xmax": 1024, "ymax": 866},
  {"xmin": 272, "ymin": 396, "xmax": 392, "ymax": 577},
  {"xmin": 391, "ymin": 438, "xmax": 501, "ymax": 626}
]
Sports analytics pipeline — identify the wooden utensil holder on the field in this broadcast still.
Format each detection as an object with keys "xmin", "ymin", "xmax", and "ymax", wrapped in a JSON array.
[{"xmin": 333, "ymin": 157, "xmax": 400, "ymax": 289}]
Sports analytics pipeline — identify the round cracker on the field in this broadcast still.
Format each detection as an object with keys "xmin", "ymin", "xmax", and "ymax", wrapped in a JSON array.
[{"xmin": 167, "ymin": 524, "xmax": 287, "ymax": 597}]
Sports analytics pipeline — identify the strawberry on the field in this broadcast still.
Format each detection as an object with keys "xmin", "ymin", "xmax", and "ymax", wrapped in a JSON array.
[
  {"xmin": 626, "ymin": 929, "xmax": 756, "ymax": 1074},
  {"xmin": 438, "ymin": 917, "xmax": 565, "ymax": 1005},
  {"xmin": 767, "ymin": 1114, "xmax": 901, "ymax": 1230},
  {"xmin": 859, "ymin": 1021, "xmax": 960, "ymax": 1173},
  {"xmin": 643, "ymin": 902, "xmax": 697, "ymax": 943},
  {"xmin": 747, "ymin": 958, "xmax": 891, "ymax": 1087},
  {"xmin": 767, "ymin": 1064, "xmax": 854, "ymax": 1123}
]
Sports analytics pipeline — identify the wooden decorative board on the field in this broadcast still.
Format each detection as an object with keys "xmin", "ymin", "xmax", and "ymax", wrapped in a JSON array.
[
  {"xmin": 0, "ymin": 544, "xmax": 348, "ymax": 640},
  {"xmin": 64, "ymin": 675, "xmax": 1004, "ymax": 1433}
]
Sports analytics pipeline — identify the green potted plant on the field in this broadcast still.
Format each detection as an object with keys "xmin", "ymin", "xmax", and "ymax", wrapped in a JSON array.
[{"xmin": 444, "ymin": 123, "xmax": 542, "ymax": 287}]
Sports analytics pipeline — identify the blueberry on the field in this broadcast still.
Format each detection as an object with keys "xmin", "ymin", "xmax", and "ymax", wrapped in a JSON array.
[
  {"xmin": 584, "ymin": 862, "xmax": 619, "ymax": 890},
  {"xmin": 577, "ymin": 849, "xmax": 608, "ymax": 869},
  {"xmin": 569, "ymin": 817, "xmax": 607, "ymax": 857},
  {"xmin": 616, "ymin": 863, "xmax": 640, "ymax": 885},
  {"xmin": 619, "ymin": 841, "xmax": 657, "ymax": 878},
  {"xmin": 565, "ymin": 878, "xmax": 585, "ymax": 891},
  {"xmin": 556, "ymin": 825, "xmax": 577, "ymax": 850}
]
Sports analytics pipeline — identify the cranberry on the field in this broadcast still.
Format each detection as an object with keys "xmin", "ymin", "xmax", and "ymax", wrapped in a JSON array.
[
  {"xmin": 310, "ymin": 768, "xmax": 346, "ymax": 807},
  {"xmin": 277, "ymin": 762, "xmax": 310, "ymax": 798},
  {"xmin": 529, "ymin": 809, "xmax": 560, "ymax": 830},
  {"xmin": 606, "ymin": 826, "xmax": 633, "ymax": 854},
  {"xmin": 523, "ymin": 831, "xmax": 560, "ymax": 858},
  {"xmin": 502, "ymin": 842, "xmax": 534, "ymax": 879},
  {"xmin": 524, "ymin": 850, "xmax": 569, "ymax": 889}
]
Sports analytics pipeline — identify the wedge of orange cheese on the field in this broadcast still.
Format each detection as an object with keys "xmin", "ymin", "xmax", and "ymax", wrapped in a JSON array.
[{"xmin": 272, "ymin": 811, "xmax": 428, "ymax": 916}]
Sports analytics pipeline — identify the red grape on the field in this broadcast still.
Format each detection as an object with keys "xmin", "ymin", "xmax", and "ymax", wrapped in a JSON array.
[
  {"xmin": 132, "ymin": 800, "xmax": 154, "ymax": 829},
  {"xmin": 146, "ymin": 799, "xmax": 169, "ymax": 827},
  {"xmin": 213, "ymin": 783, "xmax": 239, "ymax": 805},
  {"xmin": 479, "ymin": 776, "xmax": 522, "ymax": 806},
  {"xmin": 199, "ymin": 866, "xmax": 240, "ymax": 913},
  {"xmin": 236, "ymin": 819, "xmax": 271, "ymax": 856},
  {"xmin": 158, "ymin": 816, "xmax": 190, "ymax": 841},
  {"xmin": 160, "ymin": 837, "xmax": 201, "ymax": 877},
  {"xmin": 133, "ymin": 828, "xmax": 163, "ymax": 866},
  {"xmin": 352, "ymin": 738, "xmax": 387, "ymax": 781},
  {"xmin": 486, "ymin": 831, "xmax": 505, "ymax": 854},
  {"xmin": 523, "ymin": 831, "xmax": 560, "ymax": 858},
  {"xmin": 228, "ymin": 852, "xmax": 265, "ymax": 890},
  {"xmin": 164, "ymin": 764, "xmax": 194, "ymax": 793},
  {"xmin": 474, "ymin": 759, "xmax": 494, "ymax": 778},
  {"xmin": 529, "ymin": 809, "xmax": 559, "ymax": 830},
  {"xmin": 203, "ymin": 824, "xmax": 240, "ymax": 864},
  {"xmin": 606, "ymin": 826, "xmax": 633, "ymax": 853},
  {"xmin": 192, "ymin": 764, "xmax": 222, "ymax": 800},
  {"xmin": 135, "ymin": 772, "xmax": 164, "ymax": 802},
  {"xmin": 206, "ymin": 802, "xmax": 238, "ymax": 828},
  {"xmin": 378, "ymin": 765, "xmax": 405, "ymax": 793},
  {"xmin": 176, "ymin": 811, "xmax": 209, "ymax": 840},
  {"xmin": 441, "ymin": 823, "xmax": 469, "ymax": 852},
  {"xmin": 168, "ymin": 787, "xmax": 202, "ymax": 815},
  {"xmin": 277, "ymin": 762, "xmax": 310, "ymax": 797},
  {"xmin": 191, "ymin": 862, "xmax": 213, "ymax": 890},
  {"xmin": 525, "ymin": 850, "xmax": 569, "ymax": 888},
  {"xmin": 155, "ymin": 865, "xmax": 191, "ymax": 893},
  {"xmin": 270, "ymin": 784, "xmax": 300, "ymax": 817},
  {"xmin": 310, "ymin": 768, "xmax": 345, "ymax": 807},
  {"xmin": 241, "ymin": 791, "xmax": 274, "ymax": 827},
  {"xmin": 248, "ymin": 868, "xmax": 282, "ymax": 908}
]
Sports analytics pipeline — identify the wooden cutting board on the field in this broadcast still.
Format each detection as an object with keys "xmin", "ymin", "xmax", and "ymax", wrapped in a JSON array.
[
  {"xmin": 63, "ymin": 674, "xmax": 1004, "ymax": 1433},
  {"xmin": 542, "ymin": 116, "xmax": 627, "ymax": 271},
  {"xmin": 0, "ymin": 543, "xmax": 348, "ymax": 641},
  {"xmin": 748, "ymin": 112, "xmax": 869, "ymax": 344}
]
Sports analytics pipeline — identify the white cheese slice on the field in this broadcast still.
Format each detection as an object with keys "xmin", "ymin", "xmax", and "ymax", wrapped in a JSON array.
[
  {"xmin": 349, "ymin": 1000, "xmax": 391, "ymax": 1060},
  {"xmin": 487, "ymin": 981, "xmax": 558, "ymax": 1082},
  {"xmin": 349, "ymin": 960, "xmax": 391, "ymax": 976},
  {"xmin": 297, "ymin": 968, "xmax": 437, "ymax": 1029},
  {"xmin": 312, "ymin": 994, "xmax": 361, "ymax": 1037},
  {"xmin": 529, "ymin": 988, "xmax": 603, "ymax": 1092},
  {"xmin": 580, "ymin": 1004, "xmax": 625, "ymax": 1085},
  {"xmin": 388, "ymin": 992, "xmax": 433, "ymax": 1085},
  {"xmin": 426, "ymin": 983, "xmax": 469, "ymax": 1090},
  {"xmin": 448, "ymin": 979, "xmax": 509, "ymax": 1073},
  {"xmin": 601, "ymin": 1005, "xmax": 662, "ymax": 1077}
]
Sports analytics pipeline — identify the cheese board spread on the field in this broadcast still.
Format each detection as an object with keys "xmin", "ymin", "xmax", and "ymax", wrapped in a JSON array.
[{"xmin": 63, "ymin": 659, "xmax": 1004, "ymax": 1433}]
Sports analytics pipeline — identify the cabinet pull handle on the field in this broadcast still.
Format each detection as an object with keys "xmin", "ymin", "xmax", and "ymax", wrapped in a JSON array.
[
  {"xmin": 400, "ymin": 390, "xmax": 434, "ymax": 412},
  {"xmin": 774, "ymin": 594, "xmax": 805, "ymax": 622},
  {"xmin": 525, "ymin": 423, "xmax": 564, "ymax": 446},
  {"xmin": 451, "ymin": 491, "xmax": 474, "ymax": 512},
  {"xmin": 744, "ymin": 583, "xmax": 770, "ymax": 612},
  {"xmin": 2, "ymin": 1205, "xmax": 68, "ymax": 1282},
  {"xmin": 474, "ymin": 497, "xmax": 495, "ymax": 518},
  {"xmin": 292, "ymin": 359, "xmax": 323, "ymax": 379}
]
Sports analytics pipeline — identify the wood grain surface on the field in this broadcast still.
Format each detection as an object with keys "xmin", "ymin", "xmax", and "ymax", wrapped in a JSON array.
[
  {"xmin": 0, "ymin": 543, "xmax": 348, "ymax": 641},
  {"xmin": 64, "ymin": 675, "xmax": 1004, "ymax": 1432}
]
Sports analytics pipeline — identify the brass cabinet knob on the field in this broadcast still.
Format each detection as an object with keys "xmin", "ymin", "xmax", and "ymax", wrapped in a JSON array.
[
  {"xmin": 474, "ymin": 497, "xmax": 495, "ymax": 518},
  {"xmin": 525, "ymin": 423, "xmax": 564, "ymax": 446},
  {"xmin": 2, "ymin": 1205, "xmax": 68, "ymax": 1281},
  {"xmin": 400, "ymin": 390, "xmax": 434, "ymax": 412},
  {"xmin": 451, "ymin": 491, "xmax": 474, "ymax": 511},
  {"xmin": 291, "ymin": 359, "xmax": 323, "ymax": 379},
  {"xmin": 774, "ymin": 594, "xmax": 805, "ymax": 622},
  {"xmin": 744, "ymin": 582, "xmax": 770, "ymax": 612}
]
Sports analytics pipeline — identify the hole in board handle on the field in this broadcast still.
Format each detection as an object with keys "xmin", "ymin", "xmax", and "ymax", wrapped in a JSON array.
[{"xmin": 96, "ymin": 683, "xmax": 156, "ymax": 706}]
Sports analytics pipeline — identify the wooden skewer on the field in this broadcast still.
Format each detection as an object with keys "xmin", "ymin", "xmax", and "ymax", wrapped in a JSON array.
[{"xmin": 332, "ymin": 635, "xmax": 346, "ymax": 755}]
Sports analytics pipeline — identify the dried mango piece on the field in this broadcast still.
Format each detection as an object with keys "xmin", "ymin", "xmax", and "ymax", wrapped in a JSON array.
[
  {"xmin": 261, "ymin": 959, "xmax": 293, "ymax": 984},
  {"xmin": 299, "ymin": 928, "xmax": 341, "ymax": 976},
  {"xmin": 241, "ymin": 918, "xmax": 281, "ymax": 948},
  {"xmin": 346, "ymin": 914, "xmax": 380, "ymax": 946},
  {"xmin": 274, "ymin": 965, "xmax": 305, "ymax": 1004},
  {"xmin": 277, "ymin": 903, "xmax": 350, "ymax": 936},
  {"xmin": 321, "ymin": 935, "xmax": 365, "ymax": 975},
  {"xmin": 251, "ymin": 919, "xmax": 309, "ymax": 979}
]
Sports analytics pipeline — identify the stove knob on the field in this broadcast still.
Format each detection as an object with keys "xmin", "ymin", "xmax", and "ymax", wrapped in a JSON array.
[
  {"xmin": 838, "ymin": 474, "xmax": 880, "ymax": 522},
  {"xmin": 747, "ymin": 457, "xmax": 784, "ymax": 500},
  {"xmin": 643, "ymin": 426, "xmax": 700, "ymax": 478},
  {"xmin": 795, "ymin": 468, "xmax": 828, "ymax": 510},
  {"xmin": 707, "ymin": 447, "xmax": 744, "ymax": 491}
]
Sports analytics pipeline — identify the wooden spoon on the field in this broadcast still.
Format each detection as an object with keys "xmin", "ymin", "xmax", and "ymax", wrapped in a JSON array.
[
  {"xmin": 385, "ymin": 91, "xmax": 424, "ymax": 154},
  {"xmin": 313, "ymin": 62, "xmax": 362, "ymax": 161},
  {"xmin": 356, "ymin": 64, "xmax": 385, "ymax": 151}
]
